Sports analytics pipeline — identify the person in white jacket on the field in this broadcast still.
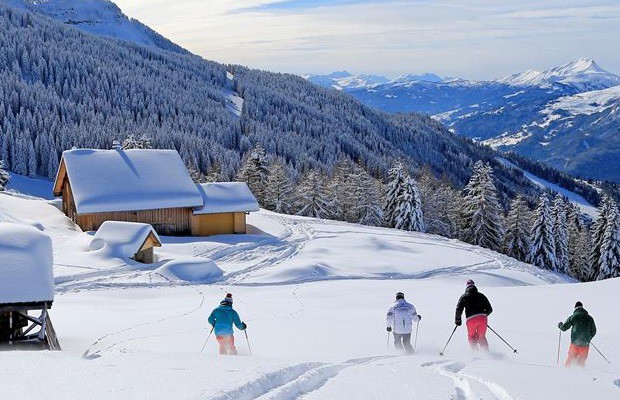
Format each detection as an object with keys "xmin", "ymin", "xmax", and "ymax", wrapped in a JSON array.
[{"xmin": 386, "ymin": 292, "xmax": 421, "ymax": 353}]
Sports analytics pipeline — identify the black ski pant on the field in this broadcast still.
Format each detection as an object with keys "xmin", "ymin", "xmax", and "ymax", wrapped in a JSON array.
[{"xmin": 393, "ymin": 333, "xmax": 413, "ymax": 352}]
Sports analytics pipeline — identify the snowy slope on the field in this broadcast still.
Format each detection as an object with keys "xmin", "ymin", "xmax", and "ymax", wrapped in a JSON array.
[
  {"xmin": 0, "ymin": 188, "xmax": 618, "ymax": 399},
  {"xmin": 4, "ymin": 0, "xmax": 186, "ymax": 54}
]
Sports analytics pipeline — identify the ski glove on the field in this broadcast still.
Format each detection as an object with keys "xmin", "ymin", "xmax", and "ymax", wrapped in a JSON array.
[
  {"xmin": 558, "ymin": 322, "xmax": 563, "ymax": 329},
  {"xmin": 241, "ymin": 322, "xmax": 247, "ymax": 330},
  {"xmin": 386, "ymin": 327, "xmax": 392, "ymax": 332},
  {"xmin": 455, "ymin": 320, "xmax": 462, "ymax": 326},
  {"xmin": 417, "ymin": 314, "xmax": 422, "ymax": 321}
]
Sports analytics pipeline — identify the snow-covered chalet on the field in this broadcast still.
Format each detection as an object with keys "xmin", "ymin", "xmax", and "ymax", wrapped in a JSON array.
[{"xmin": 52, "ymin": 148, "xmax": 259, "ymax": 236}]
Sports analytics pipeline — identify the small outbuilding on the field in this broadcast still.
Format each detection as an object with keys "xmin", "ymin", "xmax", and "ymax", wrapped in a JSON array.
[
  {"xmin": 90, "ymin": 221, "xmax": 162, "ymax": 263},
  {"xmin": 0, "ymin": 223, "xmax": 60, "ymax": 350},
  {"xmin": 191, "ymin": 182, "xmax": 260, "ymax": 236}
]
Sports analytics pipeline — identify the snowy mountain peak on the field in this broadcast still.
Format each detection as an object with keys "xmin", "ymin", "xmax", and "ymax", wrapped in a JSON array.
[
  {"xmin": 497, "ymin": 58, "xmax": 620, "ymax": 90},
  {"xmin": 4, "ymin": 0, "xmax": 187, "ymax": 54},
  {"xmin": 393, "ymin": 72, "xmax": 443, "ymax": 84}
]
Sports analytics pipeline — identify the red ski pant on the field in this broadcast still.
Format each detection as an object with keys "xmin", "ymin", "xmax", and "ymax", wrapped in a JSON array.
[
  {"xmin": 565, "ymin": 344, "xmax": 589, "ymax": 367},
  {"xmin": 466, "ymin": 314, "xmax": 488, "ymax": 350},
  {"xmin": 216, "ymin": 335, "xmax": 238, "ymax": 355}
]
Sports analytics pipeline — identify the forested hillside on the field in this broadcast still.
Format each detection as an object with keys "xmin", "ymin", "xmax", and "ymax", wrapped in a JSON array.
[{"xmin": 0, "ymin": 3, "xmax": 574, "ymax": 206}]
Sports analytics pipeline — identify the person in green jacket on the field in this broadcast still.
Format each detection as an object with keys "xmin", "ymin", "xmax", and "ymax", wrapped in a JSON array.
[{"xmin": 558, "ymin": 301, "xmax": 596, "ymax": 367}]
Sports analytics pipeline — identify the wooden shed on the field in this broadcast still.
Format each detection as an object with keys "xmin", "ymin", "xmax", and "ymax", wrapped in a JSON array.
[
  {"xmin": 90, "ymin": 221, "xmax": 162, "ymax": 264},
  {"xmin": 53, "ymin": 148, "xmax": 259, "ymax": 236},
  {"xmin": 53, "ymin": 148, "xmax": 202, "ymax": 236},
  {"xmin": 191, "ymin": 182, "xmax": 260, "ymax": 236}
]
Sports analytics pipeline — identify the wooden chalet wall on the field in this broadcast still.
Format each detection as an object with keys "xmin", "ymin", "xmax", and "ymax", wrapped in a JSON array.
[
  {"xmin": 76, "ymin": 208, "xmax": 193, "ymax": 236},
  {"xmin": 190, "ymin": 212, "xmax": 247, "ymax": 236}
]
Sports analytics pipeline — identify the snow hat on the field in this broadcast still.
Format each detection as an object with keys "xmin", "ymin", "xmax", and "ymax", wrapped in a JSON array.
[
  {"xmin": 396, "ymin": 292, "xmax": 405, "ymax": 300},
  {"xmin": 466, "ymin": 279, "xmax": 475, "ymax": 287},
  {"xmin": 575, "ymin": 301, "xmax": 583, "ymax": 308},
  {"xmin": 220, "ymin": 293, "xmax": 233, "ymax": 306}
]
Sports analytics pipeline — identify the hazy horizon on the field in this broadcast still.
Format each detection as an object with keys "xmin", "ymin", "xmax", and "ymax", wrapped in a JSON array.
[{"xmin": 114, "ymin": 0, "xmax": 620, "ymax": 80}]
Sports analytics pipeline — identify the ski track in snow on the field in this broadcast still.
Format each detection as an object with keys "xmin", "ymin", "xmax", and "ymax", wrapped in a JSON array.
[
  {"xmin": 209, "ymin": 356, "xmax": 393, "ymax": 400},
  {"xmin": 421, "ymin": 359, "xmax": 513, "ymax": 400}
]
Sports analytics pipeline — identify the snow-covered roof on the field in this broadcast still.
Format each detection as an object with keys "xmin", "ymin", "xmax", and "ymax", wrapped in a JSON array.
[
  {"xmin": 54, "ymin": 148, "xmax": 203, "ymax": 214},
  {"xmin": 91, "ymin": 221, "xmax": 161, "ymax": 259},
  {"xmin": 0, "ymin": 223, "xmax": 54, "ymax": 304},
  {"xmin": 193, "ymin": 182, "xmax": 260, "ymax": 215}
]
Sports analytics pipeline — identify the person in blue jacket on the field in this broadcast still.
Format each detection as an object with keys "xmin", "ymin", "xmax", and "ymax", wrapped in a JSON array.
[{"xmin": 208, "ymin": 293, "xmax": 247, "ymax": 355}]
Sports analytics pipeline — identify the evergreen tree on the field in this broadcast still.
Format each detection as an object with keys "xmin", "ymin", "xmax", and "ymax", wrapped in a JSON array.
[
  {"xmin": 587, "ymin": 196, "xmax": 614, "ymax": 281},
  {"xmin": 394, "ymin": 177, "xmax": 425, "ymax": 232},
  {"xmin": 294, "ymin": 170, "xmax": 330, "ymax": 218},
  {"xmin": 122, "ymin": 134, "xmax": 153, "ymax": 150},
  {"xmin": 597, "ymin": 202, "xmax": 620, "ymax": 280},
  {"xmin": 327, "ymin": 157, "xmax": 356, "ymax": 222},
  {"xmin": 528, "ymin": 194, "xmax": 558, "ymax": 271},
  {"xmin": 204, "ymin": 163, "xmax": 226, "ymax": 182},
  {"xmin": 566, "ymin": 204, "xmax": 591, "ymax": 281},
  {"xmin": 417, "ymin": 166, "xmax": 460, "ymax": 238},
  {"xmin": 552, "ymin": 195, "xmax": 570, "ymax": 274},
  {"xmin": 265, "ymin": 159, "xmax": 294, "ymax": 214},
  {"xmin": 0, "ymin": 159, "xmax": 9, "ymax": 190},
  {"xmin": 354, "ymin": 168, "xmax": 383, "ymax": 226},
  {"xmin": 459, "ymin": 161, "xmax": 504, "ymax": 252},
  {"xmin": 384, "ymin": 161, "xmax": 407, "ymax": 228},
  {"xmin": 187, "ymin": 162, "xmax": 205, "ymax": 183},
  {"xmin": 504, "ymin": 195, "xmax": 531, "ymax": 263},
  {"xmin": 236, "ymin": 144, "xmax": 269, "ymax": 205}
]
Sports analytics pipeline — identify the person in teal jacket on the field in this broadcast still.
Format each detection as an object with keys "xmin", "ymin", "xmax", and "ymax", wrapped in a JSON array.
[
  {"xmin": 208, "ymin": 293, "xmax": 246, "ymax": 355},
  {"xmin": 558, "ymin": 301, "xmax": 596, "ymax": 367}
]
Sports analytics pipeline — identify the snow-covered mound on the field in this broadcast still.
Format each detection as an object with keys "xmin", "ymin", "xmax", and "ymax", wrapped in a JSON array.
[
  {"xmin": 156, "ymin": 257, "xmax": 222, "ymax": 283},
  {"xmin": 0, "ymin": 222, "xmax": 54, "ymax": 304}
]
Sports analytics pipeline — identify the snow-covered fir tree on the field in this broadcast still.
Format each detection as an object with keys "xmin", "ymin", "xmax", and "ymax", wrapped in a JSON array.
[
  {"xmin": 0, "ymin": 159, "xmax": 9, "ymax": 190},
  {"xmin": 122, "ymin": 134, "xmax": 153, "ymax": 150},
  {"xmin": 504, "ymin": 195, "xmax": 531, "ymax": 263},
  {"xmin": 354, "ymin": 168, "xmax": 383, "ymax": 226},
  {"xmin": 265, "ymin": 159, "xmax": 294, "ymax": 214},
  {"xmin": 394, "ymin": 176, "xmax": 425, "ymax": 232},
  {"xmin": 596, "ymin": 201, "xmax": 620, "ymax": 280},
  {"xmin": 384, "ymin": 161, "xmax": 408, "ymax": 228},
  {"xmin": 528, "ymin": 194, "xmax": 558, "ymax": 271},
  {"xmin": 294, "ymin": 170, "xmax": 330, "ymax": 218},
  {"xmin": 552, "ymin": 195, "xmax": 570, "ymax": 274},
  {"xmin": 204, "ymin": 163, "xmax": 226, "ymax": 182},
  {"xmin": 326, "ymin": 158, "xmax": 357, "ymax": 222},
  {"xmin": 236, "ymin": 144, "xmax": 269, "ymax": 205},
  {"xmin": 187, "ymin": 162, "xmax": 205, "ymax": 183},
  {"xmin": 417, "ymin": 166, "xmax": 460, "ymax": 238},
  {"xmin": 566, "ymin": 204, "xmax": 591, "ymax": 281},
  {"xmin": 459, "ymin": 161, "xmax": 504, "ymax": 252},
  {"xmin": 587, "ymin": 195, "xmax": 614, "ymax": 281}
]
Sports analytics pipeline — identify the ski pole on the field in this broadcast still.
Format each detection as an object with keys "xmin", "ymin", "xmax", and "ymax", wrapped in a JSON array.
[
  {"xmin": 590, "ymin": 342, "xmax": 611, "ymax": 364},
  {"xmin": 439, "ymin": 325, "xmax": 458, "ymax": 356},
  {"xmin": 386, "ymin": 331, "xmax": 390, "ymax": 349},
  {"xmin": 414, "ymin": 321, "xmax": 420, "ymax": 352},
  {"xmin": 487, "ymin": 324, "xmax": 518, "ymax": 354},
  {"xmin": 200, "ymin": 325, "xmax": 215, "ymax": 353},
  {"xmin": 557, "ymin": 331, "xmax": 561, "ymax": 364},
  {"xmin": 244, "ymin": 329, "xmax": 252, "ymax": 355}
]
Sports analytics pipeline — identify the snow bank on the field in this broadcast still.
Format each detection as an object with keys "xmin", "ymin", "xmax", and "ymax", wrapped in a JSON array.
[
  {"xmin": 156, "ymin": 257, "xmax": 223, "ymax": 283},
  {"xmin": 0, "ymin": 222, "xmax": 54, "ymax": 304},
  {"xmin": 90, "ymin": 221, "xmax": 161, "ymax": 258},
  {"xmin": 193, "ymin": 182, "xmax": 260, "ymax": 215},
  {"xmin": 57, "ymin": 149, "xmax": 203, "ymax": 213}
]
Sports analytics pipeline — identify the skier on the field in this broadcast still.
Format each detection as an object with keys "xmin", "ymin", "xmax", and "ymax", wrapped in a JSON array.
[
  {"xmin": 386, "ymin": 292, "xmax": 421, "ymax": 353},
  {"xmin": 455, "ymin": 279, "xmax": 493, "ymax": 351},
  {"xmin": 208, "ymin": 293, "xmax": 247, "ymax": 355},
  {"xmin": 558, "ymin": 301, "xmax": 597, "ymax": 367}
]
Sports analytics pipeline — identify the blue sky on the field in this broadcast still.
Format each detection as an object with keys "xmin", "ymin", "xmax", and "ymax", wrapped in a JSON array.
[{"xmin": 114, "ymin": 0, "xmax": 620, "ymax": 80}]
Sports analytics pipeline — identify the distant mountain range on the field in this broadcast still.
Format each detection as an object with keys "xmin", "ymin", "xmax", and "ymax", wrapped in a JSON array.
[{"xmin": 307, "ymin": 59, "xmax": 620, "ymax": 182}]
